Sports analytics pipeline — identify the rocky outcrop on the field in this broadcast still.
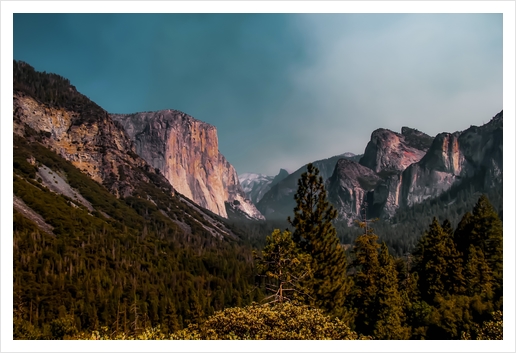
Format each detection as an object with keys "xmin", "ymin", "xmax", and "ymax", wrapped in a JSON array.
[
  {"xmin": 327, "ymin": 159, "xmax": 381, "ymax": 223},
  {"xmin": 13, "ymin": 93, "xmax": 148, "ymax": 198},
  {"xmin": 359, "ymin": 127, "xmax": 433, "ymax": 175},
  {"xmin": 257, "ymin": 153, "xmax": 361, "ymax": 220},
  {"xmin": 372, "ymin": 112, "xmax": 503, "ymax": 217},
  {"xmin": 111, "ymin": 111, "xmax": 264, "ymax": 220}
]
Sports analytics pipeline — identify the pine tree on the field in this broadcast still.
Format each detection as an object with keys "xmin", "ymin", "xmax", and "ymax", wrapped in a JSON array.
[
  {"xmin": 351, "ymin": 227, "xmax": 380, "ymax": 335},
  {"xmin": 470, "ymin": 195, "xmax": 503, "ymax": 297},
  {"xmin": 287, "ymin": 163, "xmax": 349, "ymax": 318},
  {"xmin": 255, "ymin": 229, "xmax": 312, "ymax": 303},
  {"xmin": 464, "ymin": 245, "xmax": 493, "ymax": 298},
  {"xmin": 454, "ymin": 211, "xmax": 474, "ymax": 258},
  {"xmin": 413, "ymin": 218, "xmax": 465, "ymax": 303},
  {"xmin": 441, "ymin": 219, "xmax": 466, "ymax": 295},
  {"xmin": 454, "ymin": 195, "xmax": 503, "ymax": 302},
  {"xmin": 374, "ymin": 243, "xmax": 411, "ymax": 340}
]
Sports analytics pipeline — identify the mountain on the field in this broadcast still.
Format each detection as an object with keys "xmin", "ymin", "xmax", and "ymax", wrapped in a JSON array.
[
  {"xmin": 239, "ymin": 168, "xmax": 289, "ymax": 204},
  {"xmin": 259, "ymin": 117, "xmax": 502, "ymax": 226},
  {"xmin": 111, "ymin": 111, "xmax": 264, "ymax": 221},
  {"xmin": 256, "ymin": 153, "xmax": 362, "ymax": 220},
  {"xmin": 359, "ymin": 127, "xmax": 433, "ymax": 176},
  {"xmin": 371, "ymin": 112, "xmax": 503, "ymax": 217},
  {"xmin": 13, "ymin": 61, "xmax": 263, "ymax": 333},
  {"xmin": 323, "ymin": 127, "xmax": 433, "ymax": 224},
  {"xmin": 326, "ymin": 159, "xmax": 381, "ymax": 222}
]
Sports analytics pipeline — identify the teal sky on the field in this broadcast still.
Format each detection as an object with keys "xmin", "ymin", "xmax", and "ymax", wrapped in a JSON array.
[{"xmin": 13, "ymin": 13, "xmax": 503, "ymax": 176}]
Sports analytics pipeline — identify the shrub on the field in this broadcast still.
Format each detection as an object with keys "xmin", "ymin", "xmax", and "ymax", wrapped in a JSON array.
[{"xmin": 170, "ymin": 302, "xmax": 366, "ymax": 340}]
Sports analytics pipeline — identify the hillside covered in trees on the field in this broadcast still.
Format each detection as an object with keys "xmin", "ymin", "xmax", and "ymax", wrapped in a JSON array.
[{"xmin": 14, "ymin": 162, "xmax": 503, "ymax": 340}]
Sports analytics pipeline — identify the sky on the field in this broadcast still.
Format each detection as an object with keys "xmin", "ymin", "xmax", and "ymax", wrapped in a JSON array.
[{"xmin": 13, "ymin": 13, "xmax": 503, "ymax": 176}]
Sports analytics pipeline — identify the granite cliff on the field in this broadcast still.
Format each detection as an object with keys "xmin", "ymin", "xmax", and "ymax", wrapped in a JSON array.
[
  {"xmin": 359, "ymin": 127, "xmax": 433, "ymax": 175},
  {"xmin": 13, "ymin": 61, "xmax": 242, "ymax": 240},
  {"xmin": 257, "ymin": 153, "xmax": 362, "ymax": 220},
  {"xmin": 371, "ymin": 112, "xmax": 503, "ymax": 217},
  {"xmin": 111, "ymin": 111, "xmax": 264, "ymax": 220},
  {"xmin": 326, "ymin": 159, "xmax": 381, "ymax": 222}
]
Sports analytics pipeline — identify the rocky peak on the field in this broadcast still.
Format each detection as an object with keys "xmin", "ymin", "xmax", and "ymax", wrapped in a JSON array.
[
  {"xmin": 373, "ymin": 112, "xmax": 503, "ymax": 217},
  {"xmin": 327, "ymin": 159, "xmax": 381, "ymax": 223},
  {"xmin": 270, "ymin": 169, "xmax": 290, "ymax": 187},
  {"xmin": 359, "ymin": 128, "xmax": 432, "ymax": 175},
  {"xmin": 111, "ymin": 110, "xmax": 264, "ymax": 220}
]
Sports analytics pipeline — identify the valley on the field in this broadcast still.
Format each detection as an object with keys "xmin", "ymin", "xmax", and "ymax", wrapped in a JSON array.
[{"xmin": 12, "ymin": 60, "xmax": 503, "ymax": 340}]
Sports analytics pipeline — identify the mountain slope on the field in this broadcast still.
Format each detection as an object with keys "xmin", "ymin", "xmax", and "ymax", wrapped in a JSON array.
[
  {"xmin": 327, "ymin": 159, "xmax": 381, "ymax": 223},
  {"xmin": 257, "ymin": 153, "xmax": 362, "ymax": 220},
  {"xmin": 12, "ymin": 60, "xmax": 263, "ymax": 334}
]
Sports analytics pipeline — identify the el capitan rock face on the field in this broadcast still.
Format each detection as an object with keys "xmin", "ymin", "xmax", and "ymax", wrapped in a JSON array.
[{"xmin": 111, "ymin": 111, "xmax": 264, "ymax": 220}]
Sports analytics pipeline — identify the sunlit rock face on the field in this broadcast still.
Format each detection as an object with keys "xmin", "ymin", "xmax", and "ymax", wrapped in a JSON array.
[
  {"xmin": 327, "ymin": 159, "xmax": 381, "ymax": 224},
  {"xmin": 111, "ymin": 110, "xmax": 264, "ymax": 220},
  {"xmin": 13, "ymin": 93, "xmax": 146, "ymax": 198},
  {"xmin": 359, "ymin": 127, "xmax": 433, "ymax": 175},
  {"xmin": 372, "ymin": 112, "xmax": 503, "ymax": 217}
]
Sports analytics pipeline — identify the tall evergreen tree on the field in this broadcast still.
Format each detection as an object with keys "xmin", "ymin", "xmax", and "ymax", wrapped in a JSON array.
[
  {"xmin": 287, "ymin": 163, "xmax": 349, "ymax": 318},
  {"xmin": 255, "ymin": 229, "xmax": 311, "ymax": 303},
  {"xmin": 350, "ymin": 227, "xmax": 380, "ymax": 335},
  {"xmin": 454, "ymin": 195, "xmax": 503, "ymax": 302},
  {"xmin": 464, "ymin": 245, "xmax": 493, "ymax": 298},
  {"xmin": 413, "ymin": 218, "xmax": 465, "ymax": 303},
  {"xmin": 374, "ymin": 243, "xmax": 411, "ymax": 340},
  {"xmin": 470, "ymin": 195, "xmax": 503, "ymax": 298},
  {"xmin": 454, "ymin": 211, "xmax": 474, "ymax": 258}
]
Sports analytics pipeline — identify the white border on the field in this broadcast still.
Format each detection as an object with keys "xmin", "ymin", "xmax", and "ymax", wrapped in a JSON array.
[{"xmin": 1, "ymin": 1, "xmax": 515, "ymax": 352}]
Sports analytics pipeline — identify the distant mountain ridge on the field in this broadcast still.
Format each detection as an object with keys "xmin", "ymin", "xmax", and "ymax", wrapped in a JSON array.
[
  {"xmin": 256, "ymin": 153, "xmax": 362, "ymax": 220},
  {"xmin": 239, "ymin": 168, "xmax": 290, "ymax": 204},
  {"xmin": 257, "ymin": 118, "xmax": 502, "ymax": 225}
]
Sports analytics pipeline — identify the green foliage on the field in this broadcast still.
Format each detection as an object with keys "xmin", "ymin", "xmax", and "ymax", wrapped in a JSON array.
[
  {"xmin": 350, "ymin": 229, "xmax": 380, "ymax": 334},
  {"xmin": 255, "ymin": 229, "xmax": 312, "ymax": 303},
  {"xmin": 287, "ymin": 163, "xmax": 350, "ymax": 317},
  {"xmin": 350, "ymin": 225, "xmax": 410, "ymax": 339},
  {"xmin": 13, "ymin": 318, "xmax": 44, "ymax": 340},
  {"xmin": 13, "ymin": 138, "xmax": 262, "ymax": 338},
  {"xmin": 170, "ymin": 302, "xmax": 365, "ymax": 340},
  {"xmin": 413, "ymin": 218, "xmax": 465, "ymax": 302},
  {"xmin": 14, "ymin": 60, "xmax": 107, "ymax": 126},
  {"xmin": 468, "ymin": 195, "xmax": 503, "ymax": 296},
  {"xmin": 471, "ymin": 311, "xmax": 503, "ymax": 340},
  {"xmin": 374, "ymin": 243, "xmax": 410, "ymax": 339},
  {"xmin": 49, "ymin": 315, "xmax": 79, "ymax": 339},
  {"xmin": 409, "ymin": 195, "xmax": 503, "ymax": 339}
]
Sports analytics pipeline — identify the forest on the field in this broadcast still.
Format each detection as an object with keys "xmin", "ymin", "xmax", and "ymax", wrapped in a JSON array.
[{"xmin": 13, "ymin": 159, "xmax": 503, "ymax": 340}]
